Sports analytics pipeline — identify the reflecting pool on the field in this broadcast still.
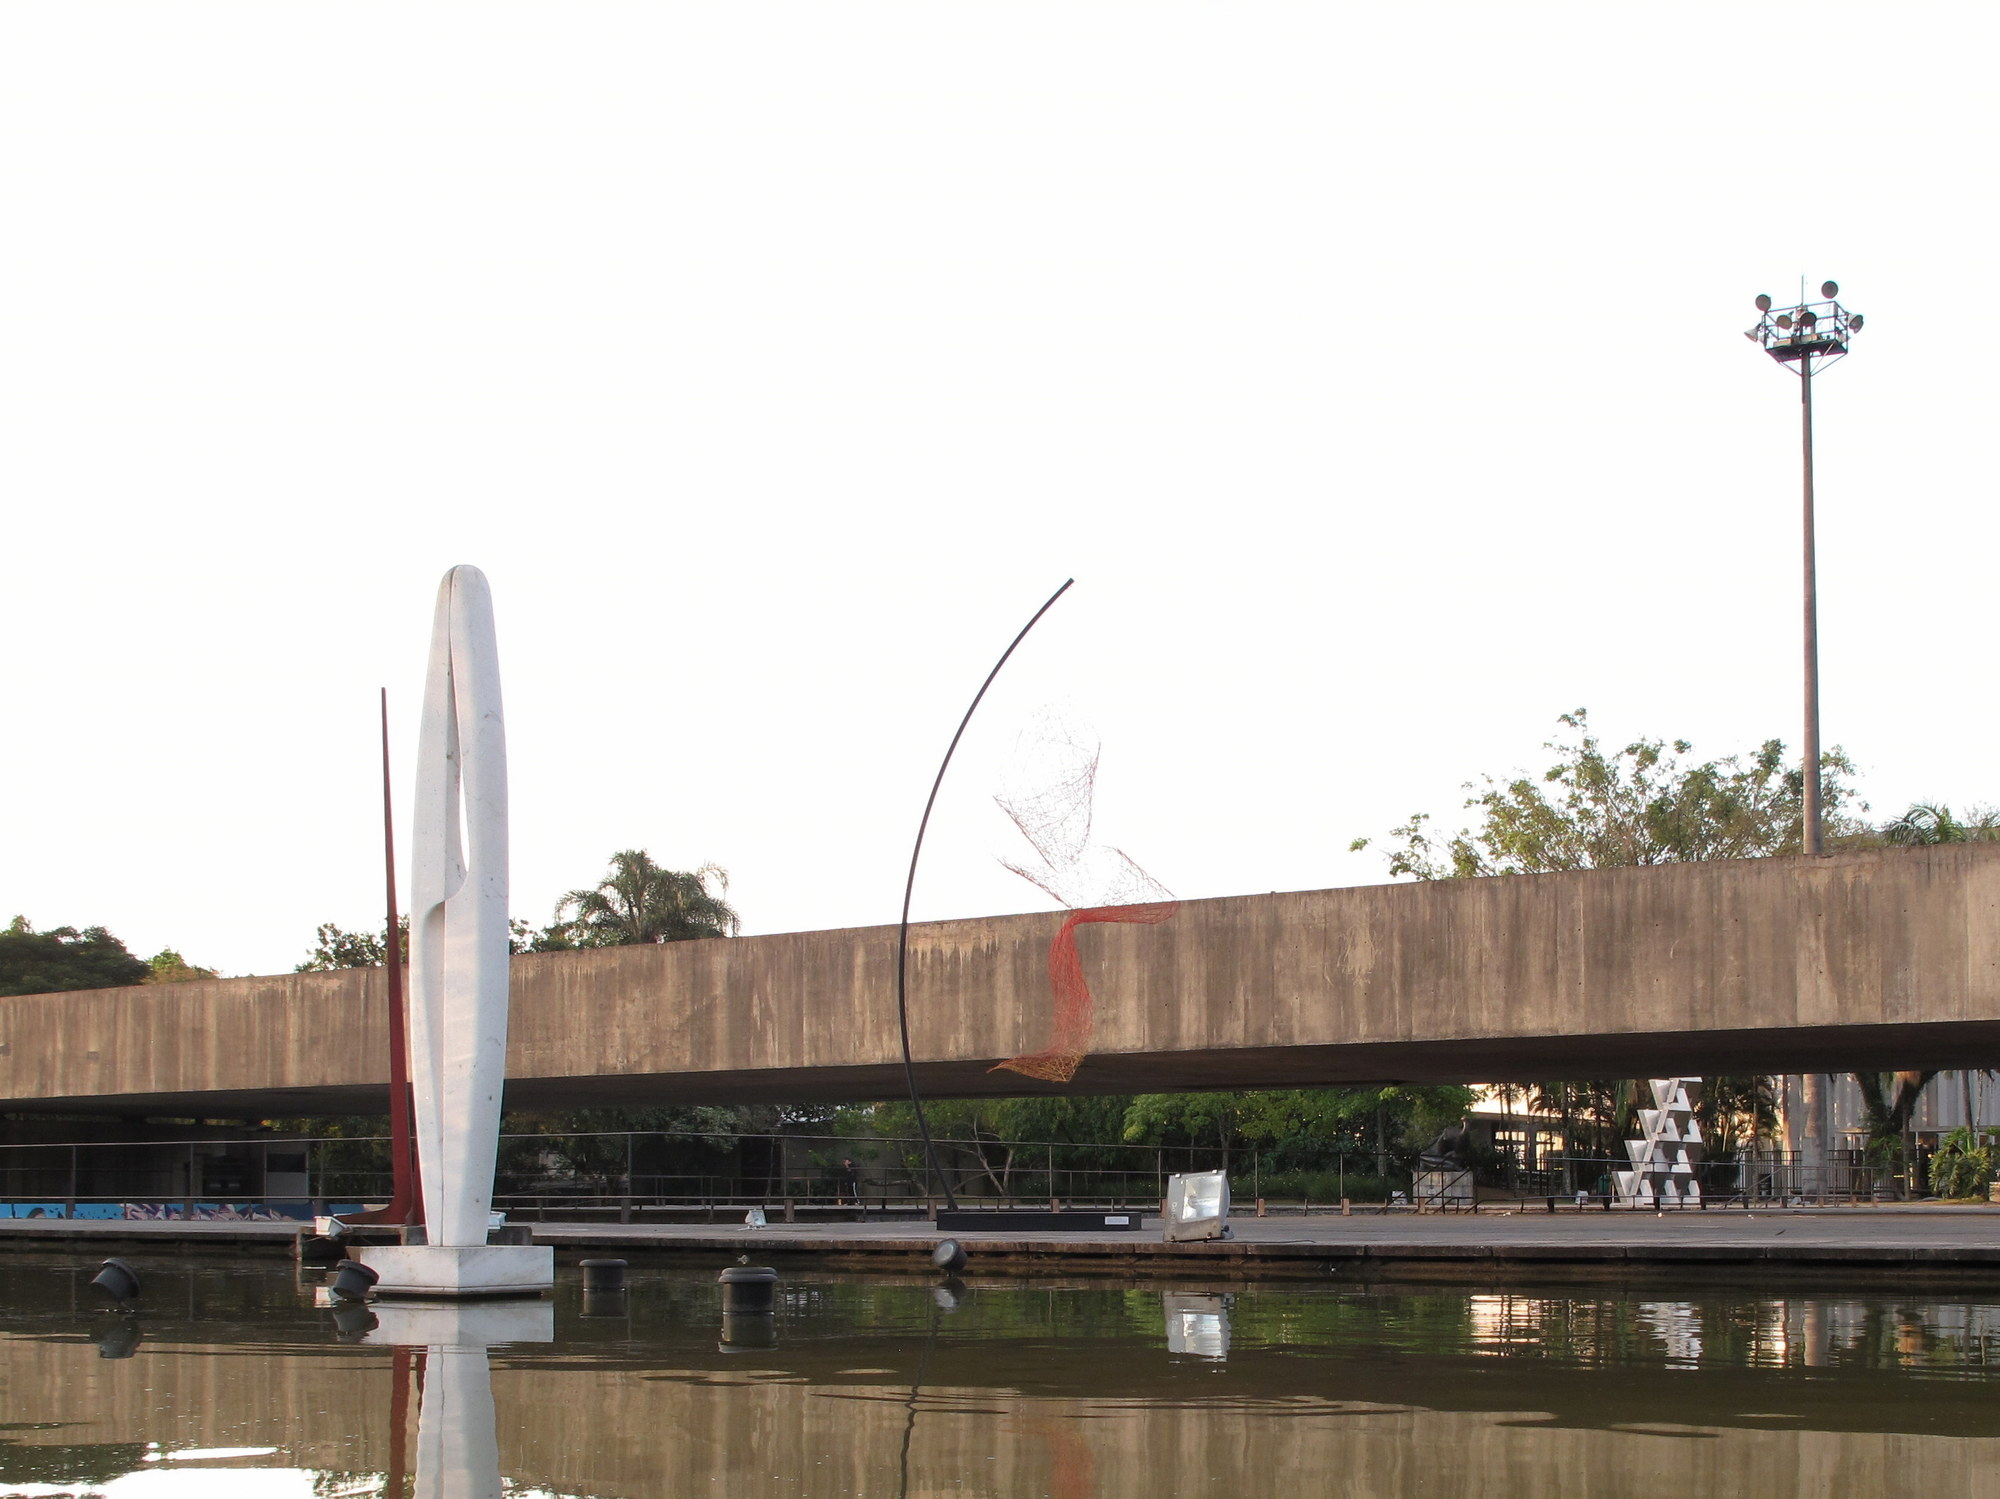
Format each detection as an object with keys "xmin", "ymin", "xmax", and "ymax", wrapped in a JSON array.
[{"xmin": 3, "ymin": 1257, "xmax": 1998, "ymax": 1497}]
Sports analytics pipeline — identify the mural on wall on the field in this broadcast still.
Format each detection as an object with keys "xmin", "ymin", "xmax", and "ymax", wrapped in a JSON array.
[{"xmin": 1, "ymin": 1202, "xmax": 327, "ymax": 1221}]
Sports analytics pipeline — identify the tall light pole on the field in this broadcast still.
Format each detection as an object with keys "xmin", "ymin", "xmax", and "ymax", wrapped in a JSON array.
[{"xmin": 1747, "ymin": 282, "xmax": 1864, "ymax": 856}]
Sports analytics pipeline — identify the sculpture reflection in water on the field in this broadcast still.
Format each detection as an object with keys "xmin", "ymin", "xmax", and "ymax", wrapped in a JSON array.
[{"xmin": 361, "ymin": 1300, "xmax": 554, "ymax": 1499}]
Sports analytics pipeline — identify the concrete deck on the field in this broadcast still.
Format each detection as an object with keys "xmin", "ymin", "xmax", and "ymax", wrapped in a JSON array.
[
  {"xmin": 9, "ymin": 843, "xmax": 2000, "ymax": 1117},
  {"xmin": 9, "ymin": 1206, "xmax": 2000, "ymax": 1281}
]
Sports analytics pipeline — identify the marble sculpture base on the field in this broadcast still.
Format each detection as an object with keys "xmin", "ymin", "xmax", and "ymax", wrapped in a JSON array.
[{"xmin": 355, "ymin": 1244, "xmax": 554, "ymax": 1299}]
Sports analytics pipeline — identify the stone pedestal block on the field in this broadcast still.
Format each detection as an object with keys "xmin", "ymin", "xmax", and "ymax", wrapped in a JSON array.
[
  {"xmin": 357, "ymin": 1243, "xmax": 553, "ymax": 1299},
  {"xmin": 1414, "ymin": 1168, "xmax": 1474, "ymax": 1209}
]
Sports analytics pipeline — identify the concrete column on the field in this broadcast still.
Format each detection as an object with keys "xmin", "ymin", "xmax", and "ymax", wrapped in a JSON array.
[{"xmin": 1800, "ymin": 1073, "xmax": 1827, "ymax": 1199}]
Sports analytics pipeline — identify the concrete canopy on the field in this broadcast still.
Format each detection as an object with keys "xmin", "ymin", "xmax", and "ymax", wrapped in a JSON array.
[{"xmin": 2, "ymin": 845, "xmax": 1997, "ymax": 1119}]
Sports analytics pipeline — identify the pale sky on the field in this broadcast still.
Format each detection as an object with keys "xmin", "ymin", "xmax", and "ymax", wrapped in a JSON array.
[{"xmin": 3, "ymin": 4, "xmax": 1995, "ymax": 978}]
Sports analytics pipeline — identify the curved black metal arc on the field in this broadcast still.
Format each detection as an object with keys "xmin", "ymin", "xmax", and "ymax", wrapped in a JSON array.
[{"xmin": 896, "ymin": 578, "xmax": 1075, "ymax": 1213}]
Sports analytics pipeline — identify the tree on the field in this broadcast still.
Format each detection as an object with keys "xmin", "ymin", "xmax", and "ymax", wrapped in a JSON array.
[
  {"xmin": 1121, "ymin": 1084, "xmax": 1476, "ymax": 1180},
  {"xmin": 143, "ymin": 949, "xmax": 217, "ymax": 984},
  {"xmin": 1351, "ymin": 710, "xmax": 1877, "ymax": 1181},
  {"xmin": 1854, "ymin": 1069, "xmax": 1939, "ymax": 1194},
  {"xmin": 552, "ymin": 849, "xmax": 739, "ymax": 946},
  {"xmin": 295, "ymin": 921, "xmax": 404, "ymax": 972},
  {"xmin": 1351, "ymin": 708, "xmax": 1866, "ymax": 878},
  {"xmin": 1695, "ymin": 1075, "xmax": 1778, "ymax": 1162},
  {"xmin": 510, "ymin": 918, "xmax": 576, "ymax": 954},
  {"xmin": 0, "ymin": 916, "xmax": 150, "ymax": 996},
  {"xmin": 299, "ymin": 916, "xmax": 576, "ymax": 970},
  {"xmin": 1881, "ymin": 801, "xmax": 2000, "ymax": 846}
]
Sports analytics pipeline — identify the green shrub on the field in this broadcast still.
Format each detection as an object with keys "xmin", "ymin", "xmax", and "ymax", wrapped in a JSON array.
[{"xmin": 1929, "ymin": 1127, "xmax": 1997, "ymax": 1200}]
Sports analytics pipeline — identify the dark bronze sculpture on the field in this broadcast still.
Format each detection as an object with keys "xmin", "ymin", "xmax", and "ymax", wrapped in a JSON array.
[{"xmin": 1419, "ymin": 1118, "xmax": 1474, "ymax": 1172}]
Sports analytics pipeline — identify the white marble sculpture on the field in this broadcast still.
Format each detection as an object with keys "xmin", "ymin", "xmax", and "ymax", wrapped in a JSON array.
[
  {"xmin": 360, "ymin": 566, "xmax": 553, "ymax": 1297},
  {"xmin": 1614, "ymin": 1077, "xmax": 1705, "ymax": 1207}
]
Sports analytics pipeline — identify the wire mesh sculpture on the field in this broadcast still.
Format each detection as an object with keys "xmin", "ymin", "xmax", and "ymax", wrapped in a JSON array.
[{"xmin": 991, "ymin": 709, "xmax": 1178, "ymax": 1083}]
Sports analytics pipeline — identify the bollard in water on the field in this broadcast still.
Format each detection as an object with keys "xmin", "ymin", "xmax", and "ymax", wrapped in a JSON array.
[
  {"xmin": 96, "ymin": 1317, "xmax": 143, "ymax": 1359},
  {"xmin": 328, "ymin": 1259, "xmax": 380, "ymax": 1304},
  {"xmin": 932, "ymin": 1239, "xmax": 968, "ymax": 1273},
  {"xmin": 330, "ymin": 1301, "xmax": 380, "ymax": 1341},
  {"xmin": 581, "ymin": 1286, "xmax": 630, "ymax": 1319},
  {"xmin": 719, "ymin": 1311, "xmax": 780, "ymax": 1349},
  {"xmin": 581, "ymin": 1258, "xmax": 627, "ymax": 1292},
  {"xmin": 90, "ymin": 1259, "xmax": 141, "ymax": 1305},
  {"xmin": 718, "ymin": 1264, "xmax": 778, "ymax": 1314}
]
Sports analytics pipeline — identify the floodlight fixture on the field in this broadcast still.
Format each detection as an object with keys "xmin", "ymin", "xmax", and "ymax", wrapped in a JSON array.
[
  {"xmin": 1744, "ymin": 280, "xmax": 1865, "ymax": 857},
  {"xmin": 1745, "ymin": 284, "xmax": 1862, "ymax": 369},
  {"xmin": 1164, "ymin": 1170, "xmax": 1232, "ymax": 1243}
]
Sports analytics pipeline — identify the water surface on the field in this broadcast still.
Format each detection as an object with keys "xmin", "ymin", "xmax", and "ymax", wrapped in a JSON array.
[{"xmin": 2, "ymin": 1258, "xmax": 1997, "ymax": 1496}]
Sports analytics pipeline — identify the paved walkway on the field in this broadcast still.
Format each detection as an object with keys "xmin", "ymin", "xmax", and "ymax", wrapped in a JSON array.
[{"xmin": 8, "ymin": 1206, "xmax": 1999, "ymax": 1277}]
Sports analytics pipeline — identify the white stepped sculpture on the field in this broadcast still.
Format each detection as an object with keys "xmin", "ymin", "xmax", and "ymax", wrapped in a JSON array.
[
  {"xmin": 359, "ymin": 566, "xmax": 553, "ymax": 1298},
  {"xmin": 1614, "ymin": 1077, "xmax": 1705, "ymax": 1207}
]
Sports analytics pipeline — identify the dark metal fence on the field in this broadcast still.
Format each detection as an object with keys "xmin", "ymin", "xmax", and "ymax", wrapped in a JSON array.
[
  {"xmin": 0, "ymin": 1130, "xmax": 1243, "ymax": 1219},
  {"xmin": 1495, "ymin": 1150, "xmax": 1896, "ymax": 1204},
  {"xmin": 0, "ymin": 1129, "xmax": 1912, "ymax": 1220}
]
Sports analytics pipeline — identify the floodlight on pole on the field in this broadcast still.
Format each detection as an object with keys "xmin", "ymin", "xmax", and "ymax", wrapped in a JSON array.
[{"xmin": 1745, "ymin": 281, "xmax": 1863, "ymax": 856}]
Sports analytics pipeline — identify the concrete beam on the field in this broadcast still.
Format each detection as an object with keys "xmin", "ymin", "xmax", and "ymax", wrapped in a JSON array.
[{"xmin": 3, "ymin": 845, "xmax": 1997, "ymax": 1117}]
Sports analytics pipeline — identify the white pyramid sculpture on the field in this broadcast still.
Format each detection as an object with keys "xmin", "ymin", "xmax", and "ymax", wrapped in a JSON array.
[{"xmin": 1613, "ymin": 1077, "xmax": 1704, "ymax": 1207}]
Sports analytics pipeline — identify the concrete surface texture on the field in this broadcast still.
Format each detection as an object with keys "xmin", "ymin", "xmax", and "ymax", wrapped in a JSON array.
[
  {"xmin": 2, "ymin": 843, "xmax": 1998, "ymax": 1117},
  {"xmin": 6, "ymin": 1205, "xmax": 2000, "ymax": 1275}
]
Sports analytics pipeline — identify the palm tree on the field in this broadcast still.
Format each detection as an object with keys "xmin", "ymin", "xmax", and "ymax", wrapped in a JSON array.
[
  {"xmin": 1881, "ymin": 801, "xmax": 2000, "ymax": 845},
  {"xmin": 553, "ymin": 850, "xmax": 740, "ymax": 946},
  {"xmin": 1854, "ymin": 1069, "xmax": 1939, "ymax": 1198}
]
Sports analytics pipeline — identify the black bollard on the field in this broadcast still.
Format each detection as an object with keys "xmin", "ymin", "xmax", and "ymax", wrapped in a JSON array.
[
  {"xmin": 932, "ymin": 1238, "xmax": 968, "ymax": 1273},
  {"xmin": 581, "ymin": 1287, "xmax": 629, "ymax": 1319},
  {"xmin": 90, "ymin": 1259, "xmax": 141, "ymax": 1305},
  {"xmin": 718, "ymin": 1264, "xmax": 778, "ymax": 1314},
  {"xmin": 581, "ymin": 1258, "xmax": 628, "ymax": 1291},
  {"xmin": 330, "ymin": 1301, "xmax": 380, "ymax": 1341},
  {"xmin": 96, "ymin": 1316, "xmax": 143, "ymax": 1360},
  {"xmin": 329, "ymin": 1259, "xmax": 380, "ymax": 1304},
  {"xmin": 719, "ymin": 1311, "xmax": 780, "ymax": 1350}
]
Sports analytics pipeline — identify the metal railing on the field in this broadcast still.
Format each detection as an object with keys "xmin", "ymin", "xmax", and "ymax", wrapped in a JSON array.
[
  {"xmin": 1510, "ymin": 1151, "xmax": 1900, "ymax": 1206},
  {"xmin": 0, "ymin": 1130, "xmax": 1926, "ymax": 1222},
  {"xmin": 0, "ymin": 1129, "xmax": 1257, "ymax": 1220}
]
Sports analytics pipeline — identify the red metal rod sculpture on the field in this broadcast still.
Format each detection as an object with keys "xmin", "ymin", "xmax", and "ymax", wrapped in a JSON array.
[{"xmin": 350, "ymin": 688, "xmax": 420, "ymax": 1224}]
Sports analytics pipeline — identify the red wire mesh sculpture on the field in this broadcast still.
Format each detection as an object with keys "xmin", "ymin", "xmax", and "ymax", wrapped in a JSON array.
[{"xmin": 992, "ymin": 711, "xmax": 1177, "ymax": 1083}]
